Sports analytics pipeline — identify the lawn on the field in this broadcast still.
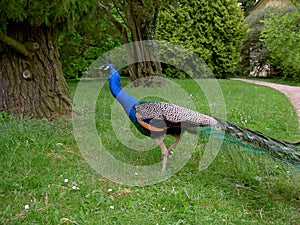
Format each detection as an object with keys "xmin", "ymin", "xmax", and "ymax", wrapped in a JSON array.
[{"xmin": 1, "ymin": 78, "xmax": 299, "ymax": 224}]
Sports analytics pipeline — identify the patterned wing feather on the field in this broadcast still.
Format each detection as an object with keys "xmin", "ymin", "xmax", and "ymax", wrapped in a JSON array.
[{"xmin": 135, "ymin": 102, "xmax": 217, "ymax": 127}]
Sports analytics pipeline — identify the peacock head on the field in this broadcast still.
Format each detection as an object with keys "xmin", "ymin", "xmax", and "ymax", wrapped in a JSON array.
[
  {"xmin": 100, "ymin": 63, "xmax": 119, "ymax": 78},
  {"xmin": 100, "ymin": 63, "xmax": 112, "ymax": 73}
]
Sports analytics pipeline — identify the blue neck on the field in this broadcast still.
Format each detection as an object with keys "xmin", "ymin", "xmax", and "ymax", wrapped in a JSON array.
[{"xmin": 108, "ymin": 68, "xmax": 138, "ymax": 116}]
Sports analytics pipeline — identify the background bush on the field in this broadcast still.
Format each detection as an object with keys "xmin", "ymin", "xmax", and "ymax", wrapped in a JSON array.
[
  {"xmin": 261, "ymin": 3, "xmax": 300, "ymax": 80},
  {"xmin": 238, "ymin": 3, "xmax": 300, "ymax": 79},
  {"xmin": 58, "ymin": 11, "xmax": 122, "ymax": 79},
  {"xmin": 157, "ymin": 0, "xmax": 246, "ymax": 78}
]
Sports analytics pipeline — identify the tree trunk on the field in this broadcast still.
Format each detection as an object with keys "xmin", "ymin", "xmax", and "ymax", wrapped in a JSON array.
[
  {"xmin": 0, "ymin": 23, "xmax": 72, "ymax": 119},
  {"xmin": 125, "ymin": 1, "xmax": 162, "ymax": 85}
]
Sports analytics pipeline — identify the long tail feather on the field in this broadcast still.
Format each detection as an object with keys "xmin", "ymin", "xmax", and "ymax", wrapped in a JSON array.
[
  {"xmin": 200, "ymin": 119, "xmax": 300, "ymax": 171},
  {"xmin": 284, "ymin": 141, "xmax": 300, "ymax": 147}
]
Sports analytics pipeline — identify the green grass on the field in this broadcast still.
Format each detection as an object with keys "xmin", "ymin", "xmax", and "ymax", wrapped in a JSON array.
[{"xmin": 1, "ymin": 79, "xmax": 299, "ymax": 224}]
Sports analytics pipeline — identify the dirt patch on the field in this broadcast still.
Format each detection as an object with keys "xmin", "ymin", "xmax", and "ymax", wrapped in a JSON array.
[{"xmin": 231, "ymin": 78, "xmax": 300, "ymax": 126}]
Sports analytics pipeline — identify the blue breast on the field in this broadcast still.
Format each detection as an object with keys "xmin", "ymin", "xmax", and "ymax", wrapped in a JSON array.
[{"xmin": 128, "ymin": 103, "xmax": 151, "ymax": 137}]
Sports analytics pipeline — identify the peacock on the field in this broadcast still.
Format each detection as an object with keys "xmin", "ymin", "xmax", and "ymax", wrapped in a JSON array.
[{"xmin": 101, "ymin": 63, "xmax": 300, "ymax": 172}]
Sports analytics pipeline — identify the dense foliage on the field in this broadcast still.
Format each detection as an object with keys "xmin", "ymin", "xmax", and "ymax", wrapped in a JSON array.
[
  {"xmin": 0, "ymin": 0, "xmax": 96, "ymax": 32},
  {"xmin": 157, "ymin": 0, "xmax": 246, "ymax": 78},
  {"xmin": 239, "ymin": 1, "xmax": 300, "ymax": 79},
  {"xmin": 58, "ymin": 12, "xmax": 122, "ymax": 79},
  {"xmin": 239, "ymin": 0, "xmax": 257, "ymax": 16},
  {"xmin": 261, "ymin": 2, "xmax": 300, "ymax": 80}
]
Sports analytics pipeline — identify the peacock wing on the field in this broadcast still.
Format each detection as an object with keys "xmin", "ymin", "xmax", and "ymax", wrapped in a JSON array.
[{"xmin": 135, "ymin": 102, "xmax": 217, "ymax": 130}]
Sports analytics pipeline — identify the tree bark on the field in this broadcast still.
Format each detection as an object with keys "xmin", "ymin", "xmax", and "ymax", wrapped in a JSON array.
[
  {"xmin": 0, "ymin": 23, "xmax": 72, "ymax": 119},
  {"xmin": 126, "ymin": 1, "xmax": 162, "ymax": 84}
]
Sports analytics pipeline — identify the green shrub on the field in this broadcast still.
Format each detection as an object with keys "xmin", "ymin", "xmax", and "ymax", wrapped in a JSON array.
[
  {"xmin": 157, "ymin": 0, "xmax": 246, "ymax": 78},
  {"xmin": 58, "ymin": 13, "xmax": 122, "ymax": 79},
  {"xmin": 261, "ymin": 4, "xmax": 300, "ymax": 80},
  {"xmin": 239, "ymin": 4, "xmax": 300, "ymax": 79}
]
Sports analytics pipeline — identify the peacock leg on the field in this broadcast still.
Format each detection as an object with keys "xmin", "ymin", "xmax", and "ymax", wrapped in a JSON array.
[
  {"xmin": 166, "ymin": 134, "xmax": 181, "ymax": 159},
  {"xmin": 153, "ymin": 136, "xmax": 169, "ymax": 171},
  {"xmin": 167, "ymin": 134, "xmax": 181, "ymax": 152}
]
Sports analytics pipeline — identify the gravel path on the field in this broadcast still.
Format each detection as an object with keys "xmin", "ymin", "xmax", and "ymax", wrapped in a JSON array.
[{"xmin": 231, "ymin": 78, "xmax": 300, "ymax": 126}]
